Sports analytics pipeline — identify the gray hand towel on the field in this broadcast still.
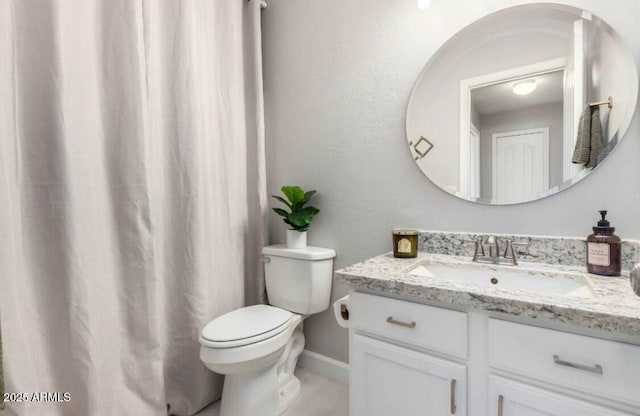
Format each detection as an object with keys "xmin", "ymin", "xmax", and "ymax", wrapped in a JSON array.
[
  {"xmin": 587, "ymin": 106, "xmax": 604, "ymax": 168},
  {"xmin": 572, "ymin": 104, "xmax": 605, "ymax": 168},
  {"xmin": 597, "ymin": 133, "xmax": 617, "ymax": 166},
  {"xmin": 572, "ymin": 105, "xmax": 591, "ymax": 164}
]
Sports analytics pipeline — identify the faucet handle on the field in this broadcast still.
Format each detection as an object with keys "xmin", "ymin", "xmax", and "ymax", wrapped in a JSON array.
[
  {"xmin": 503, "ymin": 239, "xmax": 531, "ymax": 265},
  {"xmin": 473, "ymin": 239, "xmax": 485, "ymax": 261},
  {"xmin": 503, "ymin": 240, "xmax": 517, "ymax": 265},
  {"xmin": 463, "ymin": 239, "xmax": 485, "ymax": 261}
]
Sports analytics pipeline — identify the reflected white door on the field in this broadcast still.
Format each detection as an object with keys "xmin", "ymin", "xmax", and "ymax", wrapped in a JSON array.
[
  {"xmin": 492, "ymin": 127, "xmax": 549, "ymax": 203},
  {"xmin": 468, "ymin": 125, "xmax": 481, "ymax": 199},
  {"xmin": 562, "ymin": 18, "xmax": 586, "ymax": 181}
]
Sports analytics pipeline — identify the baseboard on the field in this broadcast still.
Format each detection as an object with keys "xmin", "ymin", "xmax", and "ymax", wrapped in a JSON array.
[{"xmin": 297, "ymin": 349, "xmax": 350, "ymax": 385}]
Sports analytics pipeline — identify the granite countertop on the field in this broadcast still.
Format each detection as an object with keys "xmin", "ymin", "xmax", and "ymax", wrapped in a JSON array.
[{"xmin": 336, "ymin": 251, "xmax": 640, "ymax": 337}]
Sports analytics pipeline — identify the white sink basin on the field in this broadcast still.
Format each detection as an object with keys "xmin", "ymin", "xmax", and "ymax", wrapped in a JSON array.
[{"xmin": 409, "ymin": 264, "xmax": 594, "ymax": 298}]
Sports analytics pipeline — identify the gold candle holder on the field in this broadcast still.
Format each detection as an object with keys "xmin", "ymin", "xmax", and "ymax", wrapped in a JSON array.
[{"xmin": 392, "ymin": 229, "xmax": 418, "ymax": 258}]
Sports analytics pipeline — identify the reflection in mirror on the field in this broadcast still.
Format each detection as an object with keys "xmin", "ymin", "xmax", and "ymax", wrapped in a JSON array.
[
  {"xmin": 462, "ymin": 59, "xmax": 566, "ymax": 203},
  {"xmin": 406, "ymin": 4, "xmax": 638, "ymax": 205}
]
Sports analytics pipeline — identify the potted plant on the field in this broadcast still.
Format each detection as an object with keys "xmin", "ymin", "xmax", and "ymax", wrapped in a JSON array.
[{"xmin": 272, "ymin": 185, "xmax": 320, "ymax": 249}]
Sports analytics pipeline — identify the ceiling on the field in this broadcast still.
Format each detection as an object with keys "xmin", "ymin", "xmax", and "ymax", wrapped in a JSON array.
[{"xmin": 471, "ymin": 70, "xmax": 564, "ymax": 116}]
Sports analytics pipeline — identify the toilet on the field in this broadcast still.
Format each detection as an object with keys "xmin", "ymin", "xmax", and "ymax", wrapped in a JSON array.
[{"xmin": 199, "ymin": 244, "xmax": 336, "ymax": 416}]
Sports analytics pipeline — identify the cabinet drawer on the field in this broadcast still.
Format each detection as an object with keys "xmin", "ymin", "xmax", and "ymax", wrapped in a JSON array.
[
  {"xmin": 488, "ymin": 318, "xmax": 640, "ymax": 407},
  {"xmin": 489, "ymin": 375, "xmax": 634, "ymax": 416},
  {"xmin": 350, "ymin": 292, "xmax": 468, "ymax": 358}
]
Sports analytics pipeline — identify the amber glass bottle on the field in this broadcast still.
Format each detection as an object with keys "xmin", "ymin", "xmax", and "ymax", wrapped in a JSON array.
[{"xmin": 586, "ymin": 210, "xmax": 621, "ymax": 276}]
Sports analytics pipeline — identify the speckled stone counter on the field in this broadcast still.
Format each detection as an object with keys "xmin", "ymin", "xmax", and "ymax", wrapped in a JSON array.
[
  {"xmin": 417, "ymin": 230, "xmax": 640, "ymax": 271},
  {"xmin": 336, "ymin": 251, "xmax": 640, "ymax": 337}
]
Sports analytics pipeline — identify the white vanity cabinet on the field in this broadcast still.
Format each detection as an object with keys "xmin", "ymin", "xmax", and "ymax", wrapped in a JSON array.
[
  {"xmin": 349, "ymin": 292, "xmax": 468, "ymax": 416},
  {"xmin": 349, "ymin": 291, "xmax": 640, "ymax": 416},
  {"xmin": 488, "ymin": 318, "xmax": 640, "ymax": 411},
  {"xmin": 351, "ymin": 334, "xmax": 466, "ymax": 416},
  {"xmin": 488, "ymin": 376, "xmax": 632, "ymax": 416}
]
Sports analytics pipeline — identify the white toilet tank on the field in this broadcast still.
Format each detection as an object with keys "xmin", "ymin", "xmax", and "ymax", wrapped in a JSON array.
[{"xmin": 262, "ymin": 244, "xmax": 336, "ymax": 315}]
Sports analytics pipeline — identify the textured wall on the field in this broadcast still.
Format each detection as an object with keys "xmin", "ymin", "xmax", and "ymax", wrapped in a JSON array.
[{"xmin": 262, "ymin": 0, "xmax": 640, "ymax": 364}]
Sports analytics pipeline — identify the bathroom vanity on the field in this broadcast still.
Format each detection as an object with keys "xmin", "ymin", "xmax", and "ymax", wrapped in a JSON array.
[
  {"xmin": 336, "ymin": 0, "xmax": 640, "ymax": 412},
  {"xmin": 336, "ymin": 233, "xmax": 640, "ymax": 416}
]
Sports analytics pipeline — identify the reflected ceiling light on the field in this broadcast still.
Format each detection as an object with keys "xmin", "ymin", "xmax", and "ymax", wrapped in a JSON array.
[
  {"xmin": 512, "ymin": 79, "xmax": 537, "ymax": 96},
  {"xmin": 417, "ymin": 0, "xmax": 431, "ymax": 11}
]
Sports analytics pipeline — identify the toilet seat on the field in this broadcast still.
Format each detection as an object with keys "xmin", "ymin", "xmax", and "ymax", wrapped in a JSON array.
[{"xmin": 200, "ymin": 304, "xmax": 294, "ymax": 348}]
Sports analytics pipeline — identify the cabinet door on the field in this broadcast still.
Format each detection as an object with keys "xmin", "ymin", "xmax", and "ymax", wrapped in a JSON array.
[
  {"xmin": 351, "ymin": 333, "xmax": 466, "ymax": 416},
  {"xmin": 488, "ymin": 376, "xmax": 634, "ymax": 416}
]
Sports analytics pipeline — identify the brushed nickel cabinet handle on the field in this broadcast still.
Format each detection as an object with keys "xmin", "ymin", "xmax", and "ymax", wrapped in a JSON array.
[
  {"xmin": 450, "ymin": 379, "xmax": 457, "ymax": 414},
  {"xmin": 553, "ymin": 355, "xmax": 603, "ymax": 375},
  {"xmin": 386, "ymin": 316, "xmax": 416, "ymax": 329},
  {"xmin": 498, "ymin": 394, "xmax": 504, "ymax": 416}
]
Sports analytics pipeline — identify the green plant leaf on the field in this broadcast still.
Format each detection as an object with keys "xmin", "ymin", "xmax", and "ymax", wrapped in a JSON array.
[
  {"xmin": 301, "ymin": 206, "xmax": 320, "ymax": 220},
  {"xmin": 287, "ymin": 217, "xmax": 309, "ymax": 231},
  {"xmin": 302, "ymin": 206, "xmax": 319, "ymax": 214},
  {"xmin": 287, "ymin": 214, "xmax": 307, "ymax": 228},
  {"xmin": 271, "ymin": 195, "xmax": 292, "ymax": 209},
  {"xmin": 272, "ymin": 185, "xmax": 319, "ymax": 231},
  {"xmin": 289, "ymin": 206, "xmax": 319, "ymax": 227},
  {"xmin": 298, "ymin": 190, "xmax": 317, "ymax": 207},
  {"xmin": 272, "ymin": 208, "xmax": 289, "ymax": 218},
  {"xmin": 281, "ymin": 186, "xmax": 305, "ymax": 205}
]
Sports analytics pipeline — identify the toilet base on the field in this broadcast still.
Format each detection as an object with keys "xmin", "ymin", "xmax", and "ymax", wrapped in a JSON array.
[
  {"xmin": 220, "ymin": 364, "xmax": 279, "ymax": 416},
  {"xmin": 276, "ymin": 323, "xmax": 305, "ymax": 412},
  {"xmin": 218, "ymin": 364, "xmax": 303, "ymax": 416},
  {"xmin": 279, "ymin": 374, "xmax": 301, "ymax": 412},
  {"xmin": 216, "ymin": 320, "xmax": 306, "ymax": 416}
]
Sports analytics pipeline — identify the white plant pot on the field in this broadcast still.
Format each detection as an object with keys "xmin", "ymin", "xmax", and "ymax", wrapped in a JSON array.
[{"xmin": 286, "ymin": 230, "xmax": 307, "ymax": 249}]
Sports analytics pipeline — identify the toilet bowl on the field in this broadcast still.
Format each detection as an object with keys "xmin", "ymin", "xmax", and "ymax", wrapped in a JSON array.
[{"xmin": 199, "ymin": 245, "xmax": 335, "ymax": 416}]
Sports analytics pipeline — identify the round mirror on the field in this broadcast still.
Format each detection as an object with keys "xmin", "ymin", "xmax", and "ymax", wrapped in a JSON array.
[{"xmin": 406, "ymin": 4, "xmax": 638, "ymax": 205}]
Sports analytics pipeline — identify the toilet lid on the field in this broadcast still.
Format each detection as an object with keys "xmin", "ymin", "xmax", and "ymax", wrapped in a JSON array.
[{"xmin": 201, "ymin": 305, "xmax": 293, "ymax": 347}]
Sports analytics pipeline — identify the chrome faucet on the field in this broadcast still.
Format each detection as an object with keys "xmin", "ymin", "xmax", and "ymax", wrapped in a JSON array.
[
  {"xmin": 484, "ymin": 235, "xmax": 500, "ymax": 258},
  {"xmin": 471, "ymin": 236, "xmax": 526, "ymax": 266}
]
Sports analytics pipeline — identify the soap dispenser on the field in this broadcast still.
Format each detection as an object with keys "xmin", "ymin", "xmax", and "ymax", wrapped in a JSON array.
[{"xmin": 586, "ymin": 210, "xmax": 621, "ymax": 276}]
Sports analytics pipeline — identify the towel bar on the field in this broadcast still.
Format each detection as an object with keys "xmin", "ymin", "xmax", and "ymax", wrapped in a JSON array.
[{"xmin": 589, "ymin": 96, "xmax": 613, "ymax": 108}]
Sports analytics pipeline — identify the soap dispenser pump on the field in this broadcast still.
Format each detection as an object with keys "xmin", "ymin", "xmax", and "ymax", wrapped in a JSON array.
[{"xmin": 586, "ymin": 210, "xmax": 621, "ymax": 276}]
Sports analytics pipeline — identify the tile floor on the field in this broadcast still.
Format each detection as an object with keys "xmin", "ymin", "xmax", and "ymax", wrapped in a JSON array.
[{"xmin": 195, "ymin": 368, "xmax": 349, "ymax": 416}]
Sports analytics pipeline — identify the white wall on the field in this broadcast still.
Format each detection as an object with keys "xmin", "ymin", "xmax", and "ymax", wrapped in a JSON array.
[
  {"xmin": 585, "ymin": 21, "xmax": 636, "ymax": 143},
  {"xmin": 262, "ymin": 0, "xmax": 640, "ymax": 364}
]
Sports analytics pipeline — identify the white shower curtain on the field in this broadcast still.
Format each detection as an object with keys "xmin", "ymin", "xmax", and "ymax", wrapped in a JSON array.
[{"xmin": 0, "ymin": 1, "xmax": 266, "ymax": 415}]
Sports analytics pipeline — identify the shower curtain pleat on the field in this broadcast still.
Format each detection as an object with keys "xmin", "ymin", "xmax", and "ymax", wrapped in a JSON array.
[
  {"xmin": 0, "ymin": 322, "xmax": 4, "ymax": 412},
  {"xmin": 0, "ymin": 1, "xmax": 266, "ymax": 415},
  {"xmin": 0, "ymin": 0, "xmax": 11, "ymax": 410}
]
